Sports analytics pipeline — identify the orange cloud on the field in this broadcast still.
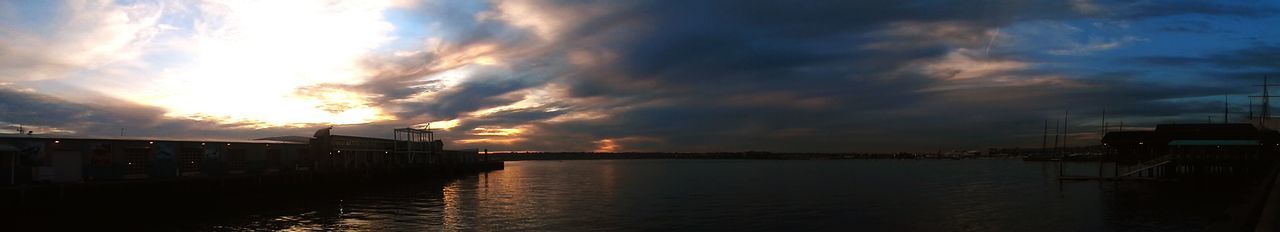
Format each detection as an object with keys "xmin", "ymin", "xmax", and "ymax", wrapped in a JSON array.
[{"xmin": 594, "ymin": 139, "xmax": 618, "ymax": 152}]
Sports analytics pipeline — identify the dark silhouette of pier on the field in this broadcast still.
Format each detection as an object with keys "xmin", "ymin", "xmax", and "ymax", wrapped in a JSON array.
[{"xmin": 0, "ymin": 126, "xmax": 503, "ymax": 225}]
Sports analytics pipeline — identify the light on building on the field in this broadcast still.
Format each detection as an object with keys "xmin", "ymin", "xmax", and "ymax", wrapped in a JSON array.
[{"xmin": 53, "ymin": 140, "xmax": 60, "ymax": 144}]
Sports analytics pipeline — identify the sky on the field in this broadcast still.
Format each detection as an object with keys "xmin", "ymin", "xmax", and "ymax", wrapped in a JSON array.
[{"xmin": 1, "ymin": 0, "xmax": 1278, "ymax": 153}]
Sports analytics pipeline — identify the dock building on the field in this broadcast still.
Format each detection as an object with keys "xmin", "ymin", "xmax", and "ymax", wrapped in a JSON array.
[
  {"xmin": 0, "ymin": 127, "xmax": 495, "ymax": 185},
  {"xmin": 1101, "ymin": 123, "xmax": 1280, "ymax": 177}
]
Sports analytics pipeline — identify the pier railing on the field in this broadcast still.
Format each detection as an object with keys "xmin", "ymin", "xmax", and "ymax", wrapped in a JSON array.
[
  {"xmin": 1110, "ymin": 151, "xmax": 1271, "ymax": 179},
  {"xmin": 1119, "ymin": 154, "xmax": 1173, "ymax": 177}
]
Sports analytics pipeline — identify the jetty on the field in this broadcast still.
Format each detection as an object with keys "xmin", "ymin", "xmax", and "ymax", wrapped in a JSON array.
[{"xmin": 0, "ymin": 127, "xmax": 503, "ymax": 208}]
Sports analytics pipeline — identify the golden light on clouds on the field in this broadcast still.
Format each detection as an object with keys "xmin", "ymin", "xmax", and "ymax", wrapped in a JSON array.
[
  {"xmin": 471, "ymin": 127, "xmax": 524, "ymax": 136},
  {"xmin": 456, "ymin": 138, "xmax": 525, "ymax": 145},
  {"xmin": 158, "ymin": 87, "xmax": 392, "ymax": 128},
  {"xmin": 414, "ymin": 119, "xmax": 461, "ymax": 131},
  {"xmin": 473, "ymin": 56, "xmax": 500, "ymax": 65},
  {"xmin": 594, "ymin": 139, "xmax": 618, "ymax": 152},
  {"xmin": 922, "ymin": 48, "xmax": 1028, "ymax": 80}
]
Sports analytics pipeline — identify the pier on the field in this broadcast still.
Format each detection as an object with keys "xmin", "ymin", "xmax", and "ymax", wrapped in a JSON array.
[
  {"xmin": 1053, "ymin": 123, "xmax": 1278, "ymax": 182},
  {"xmin": 1050, "ymin": 122, "xmax": 1280, "ymax": 231},
  {"xmin": 0, "ymin": 127, "xmax": 503, "ymax": 209}
]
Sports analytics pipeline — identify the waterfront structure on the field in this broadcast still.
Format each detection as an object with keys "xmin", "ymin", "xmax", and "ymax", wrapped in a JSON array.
[
  {"xmin": 393, "ymin": 127, "xmax": 434, "ymax": 165},
  {"xmin": 1101, "ymin": 123, "xmax": 1280, "ymax": 177},
  {"xmin": 0, "ymin": 128, "xmax": 495, "ymax": 185}
]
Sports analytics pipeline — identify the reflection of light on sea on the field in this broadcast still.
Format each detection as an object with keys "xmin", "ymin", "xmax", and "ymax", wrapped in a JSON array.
[
  {"xmin": 598, "ymin": 161, "xmax": 617, "ymax": 197},
  {"xmin": 274, "ymin": 212, "xmax": 324, "ymax": 232},
  {"xmin": 336, "ymin": 199, "xmax": 374, "ymax": 230},
  {"xmin": 442, "ymin": 180, "xmax": 464, "ymax": 230},
  {"xmin": 441, "ymin": 172, "xmax": 515, "ymax": 230},
  {"xmin": 477, "ymin": 163, "xmax": 545, "ymax": 230}
]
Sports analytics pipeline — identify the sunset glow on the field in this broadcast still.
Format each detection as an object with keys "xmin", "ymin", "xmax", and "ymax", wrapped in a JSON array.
[{"xmin": 134, "ymin": 0, "xmax": 398, "ymax": 127}]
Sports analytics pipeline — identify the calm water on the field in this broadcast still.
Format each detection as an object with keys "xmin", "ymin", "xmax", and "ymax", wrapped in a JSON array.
[{"xmin": 196, "ymin": 159, "xmax": 1253, "ymax": 231}]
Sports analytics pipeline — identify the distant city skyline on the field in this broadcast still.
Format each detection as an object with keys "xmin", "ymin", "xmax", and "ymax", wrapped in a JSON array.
[{"xmin": 1, "ymin": 0, "xmax": 1279, "ymax": 152}]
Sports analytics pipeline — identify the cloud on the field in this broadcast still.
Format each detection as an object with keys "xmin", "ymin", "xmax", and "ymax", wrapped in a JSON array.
[
  {"xmin": 269, "ymin": 0, "xmax": 1280, "ymax": 152},
  {"xmin": 0, "ymin": 84, "xmax": 203, "ymax": 136},
  {"xmin": 1047, "ymin": 36, "xmax": 1146, "ymax": 55},
  {"xmin": 1134, "ymin": 44, "xmax": 1280, "ymax": 70},
  {"xmin": 0, "ymin": 0, "xmax": 164, "ymax": 81},
  {"xmin": 1155, "ymin": 20, "xmax": 1229, "ymax": 34},
  {"xmin": 3, "ymin": 0, "xmax": 1278, "ymax": 152},
  {"xmin": 922, "ymin": 49, "xmax": 1031, "ymax": 80},
  {"xmin": 476, "ymin": 0, "xmax": 615, "ymax": 41},
  {"xmin": 1069, "ymin": 0, "xmax": 1102, "ymax": 15},
  {"xmin": 1107, "ymin": 1, "xmax": 1280, "ymax": 19},
  {"xmin": 0, "ymin": 82, "xmax": 379, "ymax": 144}
]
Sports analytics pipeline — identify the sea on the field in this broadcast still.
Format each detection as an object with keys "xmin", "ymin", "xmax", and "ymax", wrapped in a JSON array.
[{"xmin": 163, "ymin": 159, "xmax": 1254, "ymax": 231}]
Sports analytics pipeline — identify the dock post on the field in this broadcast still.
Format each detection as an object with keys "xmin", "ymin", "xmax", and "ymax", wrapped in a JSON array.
[{"xmin": 1058, "ymin": 159, "xmax": 1064, "ymax": 177}]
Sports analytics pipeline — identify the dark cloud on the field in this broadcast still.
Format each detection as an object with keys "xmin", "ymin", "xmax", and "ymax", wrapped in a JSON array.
[
  {"xmin": 353, "ymin": 0, "xmax": 1280, "ymax": 152},
  {"xmin": 1107, "ymin": 1, "xmax": 1280, "ymax": 19},
  {"xmin": 1155, "ymin": 20, "xmax": 1230, "ymax": 34},
  {"xmin": 403, "ymin": 75, "xmax": 536, "ymax": 119},
  {"xmin": 0, "ymin": 86, "xmax": 164, "ymax": 132},
  {"xmin": 1134, "ymin": 44, "xmax": 1280, "ymax": 70},
  {"xmin": 0, "ymin": 85, "xmax": 329, "ymax": 140}
]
